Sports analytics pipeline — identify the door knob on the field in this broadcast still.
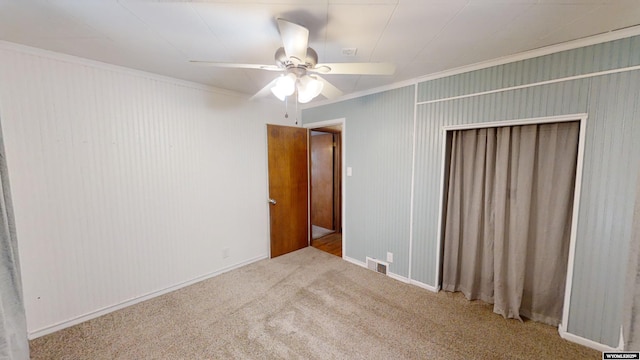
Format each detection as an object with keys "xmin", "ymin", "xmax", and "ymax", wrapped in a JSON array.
[{"xmin": 268, "ymin": 198, "xmax": 277, "ymax": 205}]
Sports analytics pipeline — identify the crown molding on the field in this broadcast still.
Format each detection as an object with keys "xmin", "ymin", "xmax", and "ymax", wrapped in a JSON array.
[{"xmin": 303, "ymin": 24, "xmax": 640, "ymax": 110}]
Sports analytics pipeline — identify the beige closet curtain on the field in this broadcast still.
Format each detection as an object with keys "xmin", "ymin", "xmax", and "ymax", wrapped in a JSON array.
[{"xmin": 442, "ymin": 121, "xmax": 579, "ymax": 326}]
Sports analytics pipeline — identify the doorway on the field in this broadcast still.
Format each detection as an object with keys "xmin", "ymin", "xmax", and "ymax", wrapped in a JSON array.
[{"xmin": 308, "ymin": 122, "xmax": 344, "ymax": 257}]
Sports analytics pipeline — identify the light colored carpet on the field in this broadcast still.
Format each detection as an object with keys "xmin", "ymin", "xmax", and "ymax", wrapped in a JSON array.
[{"xmin": 30, "ymin": 247, "xmax": 600, "ymax": 359}]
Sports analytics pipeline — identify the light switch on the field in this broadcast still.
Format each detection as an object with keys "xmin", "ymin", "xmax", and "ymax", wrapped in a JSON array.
[{"xmin": 347, "ymin": 167, "xmax": 353, "ymax": 176}]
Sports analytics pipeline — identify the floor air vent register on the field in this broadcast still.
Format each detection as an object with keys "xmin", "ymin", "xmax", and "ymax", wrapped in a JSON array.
[{"xmin": 366, "ymin": 257, "xmax": 388, "ymax": 275}]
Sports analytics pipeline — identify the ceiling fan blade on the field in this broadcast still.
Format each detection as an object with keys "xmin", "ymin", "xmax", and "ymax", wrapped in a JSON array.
[
  {"xmin": 315, "ymin": 75, "xmax": 343, "ymax": 99},
  {"xmin": 312, "ymin": 62, "xmax": 396, "ymax": 75},
  {"xmin": 276, "ymin": 18, "xmax": 309, "ymax": 63},
  {"xmin": 249, "ymin": 78, "xmax": 280, "ymax": 101},
  {"xmin": 189, "ymin": 61, "xmax": 283, "ymax": 72}
]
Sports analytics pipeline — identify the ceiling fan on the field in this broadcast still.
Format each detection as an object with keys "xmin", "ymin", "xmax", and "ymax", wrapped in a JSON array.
[{"xmin": 190, "ymin": 18, "xmax": 396, "ymax": 103}]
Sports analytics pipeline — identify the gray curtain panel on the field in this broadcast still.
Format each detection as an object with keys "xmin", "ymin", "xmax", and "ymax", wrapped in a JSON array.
[
  {"xmin": 0, "ymin": 127, "xmax": 29, "ymax": 359},
  {"xmin": 442, "ymin": 121, "xmax": 579, "ymax": 326}
]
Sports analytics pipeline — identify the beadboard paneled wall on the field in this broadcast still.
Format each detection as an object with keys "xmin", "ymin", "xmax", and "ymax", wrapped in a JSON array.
[
  {"xmin": 623, "ymin": 170, "xmax": 640, "ymax": 350},
  {"xmin": 0, "ymin": 42, "xmax": 285, "ymax": 337},
  {"xmin": 302, "ymin": 87, "xmax": 415, "ymax": 277},
  {"xmin": 568, "ymin": 70, "xmax": 640, "ymax": 345},
  {"xmin": 302, "ymin": 35, "xmax": 640, "ymax": 349},
  {"xmin": 417, "ymin": 36, "xmax": 640, "ymax": 103}
]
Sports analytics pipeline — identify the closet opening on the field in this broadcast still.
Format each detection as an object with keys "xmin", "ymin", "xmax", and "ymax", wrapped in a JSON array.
[{"xmin": 437, "ymin": 114, "xmax": 587, "ymax": 330}]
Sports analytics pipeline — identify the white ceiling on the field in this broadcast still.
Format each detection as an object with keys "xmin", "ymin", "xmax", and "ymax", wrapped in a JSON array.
[{"xmin": 1, "ymin": 0, "xmax": 639, "ymax": 102}]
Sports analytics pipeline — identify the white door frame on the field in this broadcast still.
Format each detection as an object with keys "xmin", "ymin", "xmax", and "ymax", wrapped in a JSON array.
[
  {"xmin": 437, "ymin": 113, "xmax": 588, "ymax": 338},
  {"xmin": 304, "ymin": 118, "xmax": 346, "ymax": 258}
]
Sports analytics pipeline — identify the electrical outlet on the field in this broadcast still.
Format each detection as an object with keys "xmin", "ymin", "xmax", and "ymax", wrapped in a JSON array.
[
  {"xmin": 222, "ymin": 248, "xmax": 230, "ymax": 259},
  {"xmin": 387, "ymin": 252, "xmax": 393, "ymax": 263}
]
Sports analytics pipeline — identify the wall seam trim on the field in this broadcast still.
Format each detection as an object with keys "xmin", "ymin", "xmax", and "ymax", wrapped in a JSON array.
[
  {"xmin": 416, "ymin": 65, "xmax": 640, "ymax": 106},
  {"xmin": 407, "ymin": 84, "xmax": 418, "ymax": 281}
]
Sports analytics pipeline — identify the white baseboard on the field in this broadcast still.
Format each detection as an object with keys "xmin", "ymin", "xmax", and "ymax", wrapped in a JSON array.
[
  {"xmin": 559, "ymin": 325, "xmax": 620, "ymax": 353},
  {"xmin": 344, "ymin": 255, "xmax": 366, "ymax": 268},
  {"xmin": 388, "ymin": 272, "xmax": 410, "ymax": 283},
  {"xmin": 409, "ymin": 279, "xmax": 440, "ymax": 293},
  {"xmin": 28, "ymin": 254, "xmax": 268, "ymax": 339}
]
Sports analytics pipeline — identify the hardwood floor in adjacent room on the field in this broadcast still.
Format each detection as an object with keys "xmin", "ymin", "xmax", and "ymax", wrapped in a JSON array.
[{"xmin": 311, "ymin": 232, "xmax": 342, "ymax": 257}]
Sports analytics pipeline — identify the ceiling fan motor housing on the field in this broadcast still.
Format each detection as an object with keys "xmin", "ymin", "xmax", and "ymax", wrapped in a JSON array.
[{"xmin": 275, "ymin": 47, "xmax": 318, "ymax": 69}]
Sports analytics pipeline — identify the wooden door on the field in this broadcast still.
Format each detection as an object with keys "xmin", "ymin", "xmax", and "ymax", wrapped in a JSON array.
[
  {"xmin": 311, "ymin": 133, "xmax": 334, "ymax": 229},
  {"xmin": 267, "ymin": 124, "xmax": 309, "ymax": 258}
]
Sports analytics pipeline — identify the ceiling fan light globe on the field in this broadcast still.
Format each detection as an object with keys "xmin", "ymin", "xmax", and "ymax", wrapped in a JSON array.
[
  {"xmin": 297, "ymin": 75, "xmax": 323, "ymax": 101},
  {"xmin": 270, "ymin": 86, "xmax": 287, "ymax": 101},
  {"xmin": 307, "ymin": 76, "xmax": 323, "ymax": 98},
  {"xmin": 271, "ymin": 73, "xmax": 296, "ymax": 100},
  {"xmin": 280, "ymin": 73, "xmax": 297, "ymax": 96},
  {"xmin": 297, "ymin": 92, "xmax": 314, "ymax": 103}
]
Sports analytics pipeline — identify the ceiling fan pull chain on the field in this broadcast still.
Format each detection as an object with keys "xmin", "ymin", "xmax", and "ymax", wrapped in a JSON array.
[
  {"xmin": 295, "ymin": 93, "xmax": 299, "ymax": 125},
  {"xmin": 284, "ymin": 96, "xmax": 289, "ymax": 119}
]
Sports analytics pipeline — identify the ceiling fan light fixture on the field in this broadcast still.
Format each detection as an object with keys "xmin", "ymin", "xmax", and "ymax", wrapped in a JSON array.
[
  {"xmin": 271, "ymin": 73, "xmax": 296, "ymax": 100},
  {"xmin": 297, "ymin": 91, "xmax": 314, "ymax": 104},
  {"xmin": 270, "ymin": 86, "xmax": 287, "ymax": 101},
  {"xmin": 297, "ymin": 75, "xmax": 324, "ymax": 103}
]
